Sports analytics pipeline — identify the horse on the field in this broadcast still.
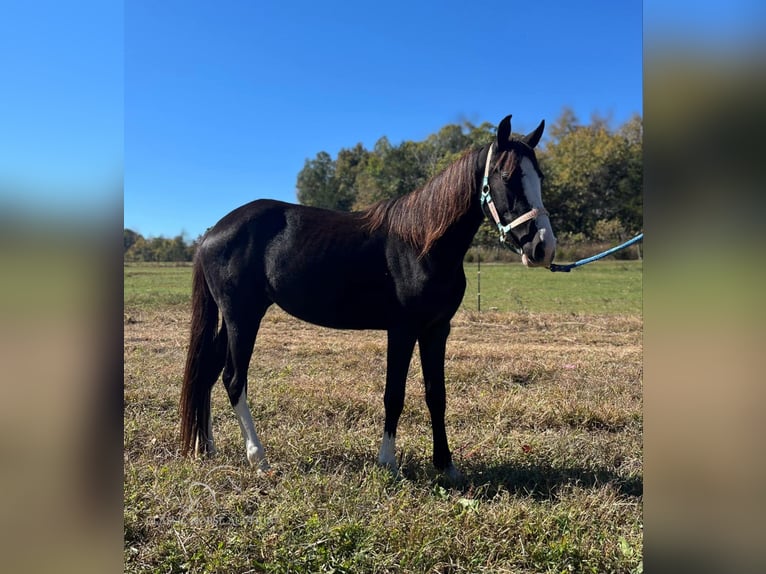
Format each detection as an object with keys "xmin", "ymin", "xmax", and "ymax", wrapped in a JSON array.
[{"xmin": 179, "ymin": 114, "xmax": 556, "ymax": 480}]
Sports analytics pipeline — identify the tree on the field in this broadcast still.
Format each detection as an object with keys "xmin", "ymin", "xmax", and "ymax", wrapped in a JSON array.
[
  {"xmin": 296, "ymin": 151, "xmax": 341, "ymax": 210},
  {"xmin": 123, "ymin": 231, "xmax": 195, "ymax": 262},
  {"xmin": 124, "ymin": 236, "xmax": 154, "ymax": 262},
  {"xmin": 334, "ymin": 143, "xmax": 369, "ymax": 211},
  {"xmin": 353, "ymin": 150, "xmax": 386, "ymax": 209},
  {"xmin": 353, "ymin": 137, "xmax": 427, "ymax": 209},
  {"xmin": 615, "ymin": 114, "xmax": 643, "ymax": 233},
  {"xmin": 124, "ymin": 228, "xmax": 141, "ymax": 253},
  {"xmin": 428, "ymin": 121, "xmax": 495, "ymax": 175},
  {"xmin": 292, "ymin": 109, "xmax": 642, "ymax": 244},
  {"xmin": 547, "ymin": 106, "xmax": 579, "ymax": 141},
  {"xmin": 540, "ymin": 110, "xmax": 642, "ymax": 238}
]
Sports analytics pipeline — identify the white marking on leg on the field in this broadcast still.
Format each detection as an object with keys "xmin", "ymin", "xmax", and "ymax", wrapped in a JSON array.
[
  {"xmin": 233, "ymin": 394, "xmax": 269, "ymax": 470},
  {"xmin": 377, "ymin": 432, "xmax": 397, "ymax": 472}
]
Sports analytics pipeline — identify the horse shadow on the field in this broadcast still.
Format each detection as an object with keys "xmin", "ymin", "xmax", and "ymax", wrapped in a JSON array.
[
  {"xmin": 280, "ymin": 447, "xmax": 642, "ymax": 502},
  {"xmin": 434, "ymin": 460, "xmax": 643, "ymax": 501}
]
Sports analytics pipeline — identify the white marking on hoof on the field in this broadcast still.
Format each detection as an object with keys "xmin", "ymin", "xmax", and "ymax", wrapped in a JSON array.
[
  {"xmin": 377, "ymin": 432, "xmax": 398, "ymax": 473},
  {"xmin": 246, "ymin": 444, "xmax": 270, "ymax": 471},
  {"xmin": 233, "ymin": 394, "xmax": 268, "ymax": 469}
]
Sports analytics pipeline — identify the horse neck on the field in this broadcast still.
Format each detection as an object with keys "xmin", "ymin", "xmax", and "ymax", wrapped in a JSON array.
[{"xmin": 424, "ymin": 146, "xmax": 489, "ymax": 265}]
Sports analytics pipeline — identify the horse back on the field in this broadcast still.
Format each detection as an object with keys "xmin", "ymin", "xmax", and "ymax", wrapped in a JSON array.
[{"xmin": 200, "ymin": 199, "xmax": 466, "ymax": 330}]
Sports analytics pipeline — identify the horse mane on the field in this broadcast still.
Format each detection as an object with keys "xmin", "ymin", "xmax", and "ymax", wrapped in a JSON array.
[{"xmin": 361, "ymin": 147, "xmax": 481, "ymax": 257}]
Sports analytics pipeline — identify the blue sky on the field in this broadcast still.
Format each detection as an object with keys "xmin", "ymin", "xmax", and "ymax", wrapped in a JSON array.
[
  {"xmin": 4, "ymin": 2, "xmax": 764, "ymax": 241},
  {"xmin": 0, "ymin": 1, "xmax": 122, "ymax": 219},
  {"xmin": 123, "ymin": 0, "xmax": 642, "ymax": 240},
  {"xmin": 1, "ymin": 1, "xmax": 643, "ymax": 240}
]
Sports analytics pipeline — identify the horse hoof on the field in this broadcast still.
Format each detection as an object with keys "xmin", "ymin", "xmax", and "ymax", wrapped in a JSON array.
[
  {"xmin": 443, "ymin": 464, "xmax": 463, "ymax": 483},
  {"xmin": 194, "ymin": 432, "xmax": 216, "ymax": 456},
  {"xmin": 247, "ymin": 447, "xmax": 269, "ymax": 471},
  {"xmin": 250, "ymin": 459, "xmax": 271, "ymax": 473},
  {"xmin": 376, "ymin": 459, "xmax": 401, "ymax": 479},
  {"xmin": 194, "ymin": 442, "xmax": 216, "ymax": 459}
]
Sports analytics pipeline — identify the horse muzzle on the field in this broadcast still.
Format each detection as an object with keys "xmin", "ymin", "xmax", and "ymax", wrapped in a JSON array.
[{"xmin": 521, "ymin": 229, "xmax": 556, "ymax": 268}]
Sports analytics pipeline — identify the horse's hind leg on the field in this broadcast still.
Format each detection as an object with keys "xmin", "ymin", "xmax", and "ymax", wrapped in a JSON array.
[
  {"xmin": 195, "ymin": 391, "xmax": 215, "ymax": 457},
  {"xmin": 221, "ymin": 301, "xmax": 271, "ymax": 470}
]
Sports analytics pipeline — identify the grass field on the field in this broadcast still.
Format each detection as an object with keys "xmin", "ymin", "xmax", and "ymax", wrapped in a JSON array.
[
  {"xmin": 463, "ymin": 261, "xmax": 642, "ymax": 315},
  {"xmin": 124, "ymin": 261, "xmax": 642, "ymax": 573}
]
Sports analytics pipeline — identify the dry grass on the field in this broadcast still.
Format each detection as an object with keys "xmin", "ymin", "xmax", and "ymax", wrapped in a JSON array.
[{"xmin": 125, "ymin": 297, "xmax": 642, "ymax": 573}]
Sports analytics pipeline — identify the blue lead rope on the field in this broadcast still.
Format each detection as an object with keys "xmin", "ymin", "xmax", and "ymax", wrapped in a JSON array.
[{"xmin": 549, "ymin": 233, "xmax": 643, "ymax": 272}]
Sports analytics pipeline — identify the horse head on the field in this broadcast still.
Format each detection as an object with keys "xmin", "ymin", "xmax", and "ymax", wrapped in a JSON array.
[{"xmin": 481, "ymin": 115, "xmax": 557, "ymax": 267}]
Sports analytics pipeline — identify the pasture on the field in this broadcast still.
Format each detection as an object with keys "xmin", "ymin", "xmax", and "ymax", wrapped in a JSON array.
[{"xmin": 124, "ymin": 261, "xmax": 642, "ymax": 573}]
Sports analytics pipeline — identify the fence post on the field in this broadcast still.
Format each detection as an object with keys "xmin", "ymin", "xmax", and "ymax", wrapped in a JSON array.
[{"xmin": 477, "ymin": 250, "xmax": 481, "ymax": 312}]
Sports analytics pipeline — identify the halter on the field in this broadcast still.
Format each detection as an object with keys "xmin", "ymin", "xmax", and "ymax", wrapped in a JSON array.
[{"xmin": 479, "ymin": 143, "xmax": 547, "ymax": 254}]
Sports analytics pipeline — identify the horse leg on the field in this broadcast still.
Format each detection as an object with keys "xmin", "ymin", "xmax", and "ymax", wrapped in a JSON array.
[
  {"xmin": 193, "ymin": 325, "xmax": 229, "ymax": 457},
  {"xmin": 221, "ymin": 307, "xmax": 270, "ymax": 470},
  {"xmin": 419, "ymin": 321, "xmax": 462, "ymax": 482},
  {"xmin": 377, "ymin": 328, "xmax": 417, "ymax": 474},
  {"xmin": 194, "ymin": 391, "xmax": 216, "ymax": 456}
]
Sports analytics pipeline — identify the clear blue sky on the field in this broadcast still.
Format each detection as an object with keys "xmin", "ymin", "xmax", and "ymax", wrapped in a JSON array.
[
  {"xmin": 4, "ymin": 2, "xmax": 762, "ymax": 241},
  {"xmin": 123, "ymin": 0, "xmax": 642, "ymax": 240},
  {"xmin": 0, "ymin": 1, "xmax": 642, "ymax": 241},
  {"xmin": 0, "ymin": 1, "xmax": 123, "ymax": 220}
]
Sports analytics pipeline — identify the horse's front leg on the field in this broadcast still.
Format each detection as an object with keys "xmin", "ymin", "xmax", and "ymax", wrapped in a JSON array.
[
  {"xmin": 377, "ymin": 328, "xmax": 417, "ymax": 474},
  {"xmin": 419, "ymin": 321, "xmax": 462, "ymax": 482}
]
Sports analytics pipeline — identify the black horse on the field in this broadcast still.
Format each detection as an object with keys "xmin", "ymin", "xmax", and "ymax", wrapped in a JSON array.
[{"xmin": 180, "ymin": 115, "xmax": 556, "ymax": 480}]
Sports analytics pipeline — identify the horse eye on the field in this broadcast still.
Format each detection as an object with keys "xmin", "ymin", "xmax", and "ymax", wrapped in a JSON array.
[{"xmin": 501, "ymin": 171, "xmax": 510, "ymax": 180}]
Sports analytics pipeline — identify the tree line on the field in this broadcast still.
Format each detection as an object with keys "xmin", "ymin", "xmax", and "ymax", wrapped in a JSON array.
[
  {"xmin": 123, "ymin": 229, "xmax": 197, "ymax": 262},
  {"xmin": 297, "ymin": 107, "xmax": 642, "ymax": 247},
  {"xmin": 124, "ymin": 108, "xmax": 641, "ymax": 262}
]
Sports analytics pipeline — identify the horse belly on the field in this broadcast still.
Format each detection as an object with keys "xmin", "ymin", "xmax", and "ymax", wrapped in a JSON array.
[
  {"xmin": 268, "ymin": 272, "xmax": 397, "ymax": 331},
  {"xmin": 273, "ymin": 289, "xmax": 394, "ymax": 330}
]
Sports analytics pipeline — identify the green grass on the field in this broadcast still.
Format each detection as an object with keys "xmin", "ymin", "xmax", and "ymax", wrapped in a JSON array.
[
  {"xmin": 463, "ymin": 261, "xmax": 642, "ymax": 315},
  {"xmin": 124, "ymin": 262, "xmax": 642, "ymax": 573},
  {"xmin": 124, "ymin": 260, "xmax": 642, "ymax": 315},
  {"xmin": 124, "ymin": 263, "xmax": 193, "ymax": 309}
]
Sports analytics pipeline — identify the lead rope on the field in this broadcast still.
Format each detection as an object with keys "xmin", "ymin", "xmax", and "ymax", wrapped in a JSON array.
[{"xmin": 549, "ymin": 233, "xmax": 644, "ymax": 272}]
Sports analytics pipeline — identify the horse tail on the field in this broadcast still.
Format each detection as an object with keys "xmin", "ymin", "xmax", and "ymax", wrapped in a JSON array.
[{"xmin": 180, "ymin": 255, "xmax": 227, "ymax": 456}]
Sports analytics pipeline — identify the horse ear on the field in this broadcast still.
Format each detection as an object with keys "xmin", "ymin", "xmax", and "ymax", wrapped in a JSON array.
[
  {"xmin": 523, "ymin": 120, "xmax": 545, "ymax": 148},
  {"xmin": 496, "ymin": 115, "xmax": 512, "ymax": 148}
]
